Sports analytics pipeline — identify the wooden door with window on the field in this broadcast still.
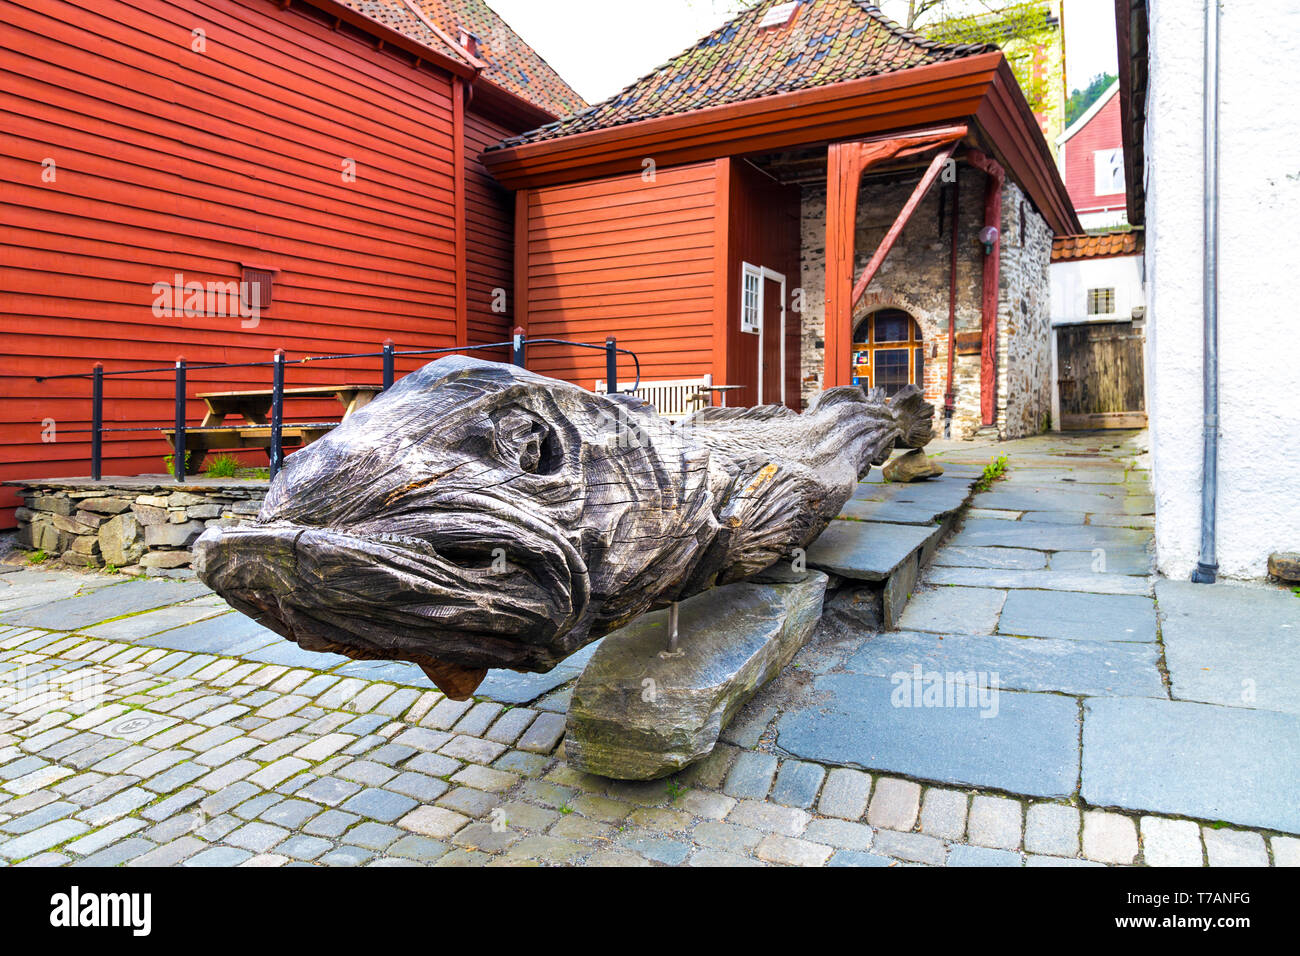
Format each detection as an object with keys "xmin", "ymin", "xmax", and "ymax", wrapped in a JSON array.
[{"xmin": 852, "ymin": 309, "xmax": 923, "ymax": 397}]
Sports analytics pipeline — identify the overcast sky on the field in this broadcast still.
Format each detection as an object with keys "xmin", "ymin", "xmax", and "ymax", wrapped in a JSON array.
[{"xmin": 489, "ymin": 0, "xmax": 1118, "ymax": 105}]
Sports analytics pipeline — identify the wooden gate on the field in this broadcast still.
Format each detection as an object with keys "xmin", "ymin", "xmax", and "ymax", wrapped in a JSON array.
[{"xmin": 1056, "ymin": 322, "xmax": 1147, "ymax": 429}]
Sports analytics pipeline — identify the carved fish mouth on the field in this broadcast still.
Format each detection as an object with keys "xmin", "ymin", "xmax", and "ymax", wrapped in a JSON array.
[{"xmin": 193, "ymin": 505, "xmax": 590, "ymax": 681}]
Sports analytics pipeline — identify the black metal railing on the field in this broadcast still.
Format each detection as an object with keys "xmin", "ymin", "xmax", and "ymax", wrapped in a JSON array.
[{"xmin": 34, "ymin": 331, "xmax": 640, "ymax": 483}]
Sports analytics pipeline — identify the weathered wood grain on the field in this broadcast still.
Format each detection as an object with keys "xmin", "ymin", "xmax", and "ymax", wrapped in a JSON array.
[{"xmin": 194, "ymin": 356, "xmax": 932, "ymax": 698}]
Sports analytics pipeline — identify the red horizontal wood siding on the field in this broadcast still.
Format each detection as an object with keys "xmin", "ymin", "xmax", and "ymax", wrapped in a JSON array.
[
  {"xmin": 463, "ymin": 106, "xmax": 516, "ymax": 361},
  {"xmin": 520, "ymin": 162, "xmax": 719, "ymax": 388},
  {"xmin": 724, "ymin": 160, "xmax": 802, "ymax": 410},
  {"xmin": 0, "ymin": 0, "xmax": 463, "ymax": 522}
]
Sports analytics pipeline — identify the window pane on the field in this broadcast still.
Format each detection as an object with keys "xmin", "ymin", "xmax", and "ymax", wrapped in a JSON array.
[
  {"xmin": 874, "ymin": 349, "xmax": 909, "ymax": 396},
  {"xmin": 1087, "ymin": 288, "xmax": 1116, "ymax": 315},
  {"xmin": 874, "ymin": 312, "xmax": 909, "ymax": 342},
  {"xmin": 914, "ymin": 347, "xmax": 923, "ymax": 388}
]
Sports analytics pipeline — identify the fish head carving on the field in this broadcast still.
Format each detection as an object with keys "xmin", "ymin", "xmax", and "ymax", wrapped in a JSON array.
[{"xmin": 193, "ymin": 356, "xmax": 716, "ymax": 690}]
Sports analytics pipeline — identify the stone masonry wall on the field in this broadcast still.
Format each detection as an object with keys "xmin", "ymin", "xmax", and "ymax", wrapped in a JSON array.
[
  {"xmin": 12, "ymin": 482, "xmax": 266, "ymax": 576},
  {"xmin": 995, "ymin": 180, "xmax": 1055, "ymax": 438},
  {"xmin": 799, "ymin": 169, "xmax": 1053, "ymax": 440}
]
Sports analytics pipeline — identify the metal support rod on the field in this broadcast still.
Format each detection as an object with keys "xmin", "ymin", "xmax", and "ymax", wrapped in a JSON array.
[
  {"xmin": 90, "ymin": 363, "xmax": 103, "ymax": 481},
  {"xmin": 1192, "ymin": 0, "xmax": 1220, "ymax": 585},
  {"xmin": 512, "ymin": 326, "xmax": 526, "ymax": 367},
  {"xmin": 605, "ymin": 336, "xmax": 618, "ymax": 394},
  {"xmin": 173, "ymin": 358, "xmax": 187, "ymax": 482},
  {"xmin": 667, "ymin": 601, "xmax": 680, "ymax": 654},
  {"xmin": 382, "ymin": 338, "xmax": 395, "ymax": 390},
  {"xmin": 269, "ymin": 349, "xmax": 285, "ymax": 480}
]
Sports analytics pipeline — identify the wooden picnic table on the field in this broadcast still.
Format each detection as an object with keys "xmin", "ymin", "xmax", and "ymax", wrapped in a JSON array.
[
  {"xmin": 161, "ymin": 383, "xmax": 384, "ymax": 462},
  {"xmin": 196, "ymin": 384, "xmax": 384, "ymax": 426}
]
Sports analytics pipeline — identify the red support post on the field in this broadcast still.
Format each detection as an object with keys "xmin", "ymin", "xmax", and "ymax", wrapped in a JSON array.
[{"xmin": 966, "ymin": 150, "xmax": 1005, "ymax": 427}]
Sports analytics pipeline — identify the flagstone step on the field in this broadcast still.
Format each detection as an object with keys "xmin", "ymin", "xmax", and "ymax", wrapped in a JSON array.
[{"xmin": 806, "ymin": 469, "xmax": 983, "ymax": 628}]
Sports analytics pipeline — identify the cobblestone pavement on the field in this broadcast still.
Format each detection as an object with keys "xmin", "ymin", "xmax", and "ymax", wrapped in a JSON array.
[{"xmin": 0, "ymin": 432, "xmax": 1295, "ymax": 866}]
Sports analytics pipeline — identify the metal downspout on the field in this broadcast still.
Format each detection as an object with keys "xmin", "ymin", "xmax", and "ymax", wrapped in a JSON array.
[{"xmin": 1191, "ymin": 0, "xmax": 1220, "ymax": 584}]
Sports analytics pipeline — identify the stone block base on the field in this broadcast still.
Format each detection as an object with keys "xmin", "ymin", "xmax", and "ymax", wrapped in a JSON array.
[{"xmin": 565, "ymin": 572, "xmax": 828, "ymax": 780}]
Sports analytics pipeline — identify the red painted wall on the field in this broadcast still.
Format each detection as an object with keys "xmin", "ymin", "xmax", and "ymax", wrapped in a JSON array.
[
  {"xmin": 464, "ymin": 108, "xmax": 516, "ymax": 359},
  {"xmin": 1062, "ymin": 91, "xmax": 1125, "ymax": 215},
  {"xmin": 724, "ymin": 160, "xmax": 801, "ymax": 410},
  {"xmin": 0, "ymin": 0, "xmax": 528, "ymax": 526},
  {"xmin": 519, "ymin": 162, "xmax": 719, "ymax": 389}
]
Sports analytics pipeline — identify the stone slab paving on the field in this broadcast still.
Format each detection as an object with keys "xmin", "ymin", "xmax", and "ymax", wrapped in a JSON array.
[
  {"xmin": 1156, "ymin": 579, "xmax": 1300, "ymax": 715},
  {"xmin": 806, "ymin": 521, "xmax": 940, "ymax": 582},
  {"xmin": 0, "ymin": 431, "xmax": 1294, "ymax": 866},
  {"xmin": 776, "ymin": 674, "xmax": 1080, "ymax": 798},
  {"xmin": 842, "ymin": 630, "xmax": 1166, "ymax": 699},
  {"xmin": 1082, "ymin": 697, "xmax": 1300, "ymax": 834}
]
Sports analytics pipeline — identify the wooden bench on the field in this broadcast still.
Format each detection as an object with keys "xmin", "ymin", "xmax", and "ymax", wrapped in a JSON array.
[
  {"xmin": 592, "ymin": 375, "xmax": 714, "ymax": 421},
  {"xmin": 161, "ymin": 384, "xmax": 382, "ymax": 462}
]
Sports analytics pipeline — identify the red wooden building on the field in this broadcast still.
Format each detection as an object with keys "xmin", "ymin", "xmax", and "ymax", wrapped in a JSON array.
[
  {"xmin": 486, "ymin": 0, "xmax": 1079, "ymax": 435},
  {"xmin": 3, "ymin": 0, "xmax": 1081, "ymax": 536},
  {"xmin": 1055, "ymin": 79, "xmax": 1128, "ymax": 229},
  {"xmin": 0, "ymin": 0, "xmax": 583, "ymax": 523}
]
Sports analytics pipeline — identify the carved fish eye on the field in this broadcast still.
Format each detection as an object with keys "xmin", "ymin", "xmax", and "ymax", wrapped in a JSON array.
[{"xmin": 491, "ymin": 408, "xmax": 563, "ymax": 476}]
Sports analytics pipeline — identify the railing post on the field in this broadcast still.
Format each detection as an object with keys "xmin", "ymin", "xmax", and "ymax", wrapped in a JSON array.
[
  {"xmin": 605, "ymin": 336, "xmax": 618, "ymax": 394},
  {"xmin": 90, "ymin": 363, "xmax": 103, "ymax": 482},
  {"xmin": 382, "ymin": 338, "xmax": 394, "ymax": 390},
  {"xmin": 173, "ymin": 357, "xmax": 187, "ymax": 482},
  {"xmin": 269, "ymin": 349, "xmax": 285, "ymax": 480},
  {"xmin": 512, "ymin": 326, "xmax": 526, "ymax": 368}
]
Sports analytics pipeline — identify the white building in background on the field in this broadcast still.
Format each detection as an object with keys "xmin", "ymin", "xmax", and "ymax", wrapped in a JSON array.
[{"xmin": 1118, "ymin": 0, "xmax": 1300, "ymax": 580}]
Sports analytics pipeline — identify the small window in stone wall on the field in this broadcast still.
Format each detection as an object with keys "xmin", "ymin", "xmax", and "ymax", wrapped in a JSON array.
[{"xmin": 1087, "ymin": 287, "xmax": 1116, "ymax": 315}]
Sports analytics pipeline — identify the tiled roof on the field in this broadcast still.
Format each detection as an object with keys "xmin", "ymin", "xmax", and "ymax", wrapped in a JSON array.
[
  {"xmin": 493, "ymin": 0, "xmax": 995, "ymax": 148},
  {"xmin": 337, "ymin": 0, "xmax": 586, "ymax": 117},
  {"xmin": 1051, "ymin": 230, "xmax": 1142, "ymax": 261}
]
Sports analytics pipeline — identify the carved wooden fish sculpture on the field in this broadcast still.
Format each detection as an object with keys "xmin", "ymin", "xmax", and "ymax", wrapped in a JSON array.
[{"xmin": 194, "ymin": 356, "xmax": 932, "ymax": 699}]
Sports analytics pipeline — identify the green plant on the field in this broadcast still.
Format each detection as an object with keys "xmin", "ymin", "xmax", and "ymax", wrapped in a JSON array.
[
  {"xmin": 665, "ymin": 780, "xmax": 689, "ymax": 800},
  {"xmin": 163, "ymin": 450, "xmax": 194, "ymax": 476},
  {"xmin": 975, "ymin": 454, "xmax": 1009, "ymax": 492},
  {"xmin": 1292, "ymin": 586, "xmax": 1300, "ymax": 599},
  {"xmin": 204, "ymin": 453, "xmax": 239, "ymax": 478},
  {"xmin": 27, "ymin": 548, "xmax": 49, "ymax": 564},
  {"xmin": 102, "ymin": 563, "xmax": 119, "ymax": 574},
  {"xmin": 559, "ymin": 805, "xmax": 573, "ymax": 815}
]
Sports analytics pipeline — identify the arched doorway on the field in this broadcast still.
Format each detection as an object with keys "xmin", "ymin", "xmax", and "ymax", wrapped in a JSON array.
[{"xmin": 851, "ymin": 308, "xmax": 924, "ymax": 397}]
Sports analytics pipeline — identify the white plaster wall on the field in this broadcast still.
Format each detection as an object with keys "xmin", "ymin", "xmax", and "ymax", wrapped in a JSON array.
[
  {"xmin": 1050, "ymin": 256, "xmax": 1144, "ymax": 325},
  {"xmin": 1146, "ymin": 0, "xmax": 1300, "ymax": 580}
]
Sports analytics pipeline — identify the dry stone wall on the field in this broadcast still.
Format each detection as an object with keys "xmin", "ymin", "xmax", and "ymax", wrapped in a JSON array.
[{"xmin": 12, "ymin": 481, "xmax": 266, "ymax": 576}]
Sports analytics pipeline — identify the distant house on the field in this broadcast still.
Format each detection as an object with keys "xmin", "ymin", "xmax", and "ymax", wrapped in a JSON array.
[
  {"xmin": 1056, "ymin": 80, "xmax": 1128, "ymax": 230},
  {"xmin": 0, "ymin": 0, "xmax": 583, "ymax": 523},
  {"xmin": 485, "ymin": 0, "xmax": 1078, "ymax": 440}
]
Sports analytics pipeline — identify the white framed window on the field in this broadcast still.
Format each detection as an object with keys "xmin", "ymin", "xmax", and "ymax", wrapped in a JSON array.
[
  {"xmin": 1094, "ymin": 148, "xmax": 1125, "ymax": 195},
  {"xmin": 1087, "ymin": 287, "xmax": 1117, "ymax": 315},
  {"xmin": 741, "ymin": 263, "xmax": 761, "ymax": 335}
]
